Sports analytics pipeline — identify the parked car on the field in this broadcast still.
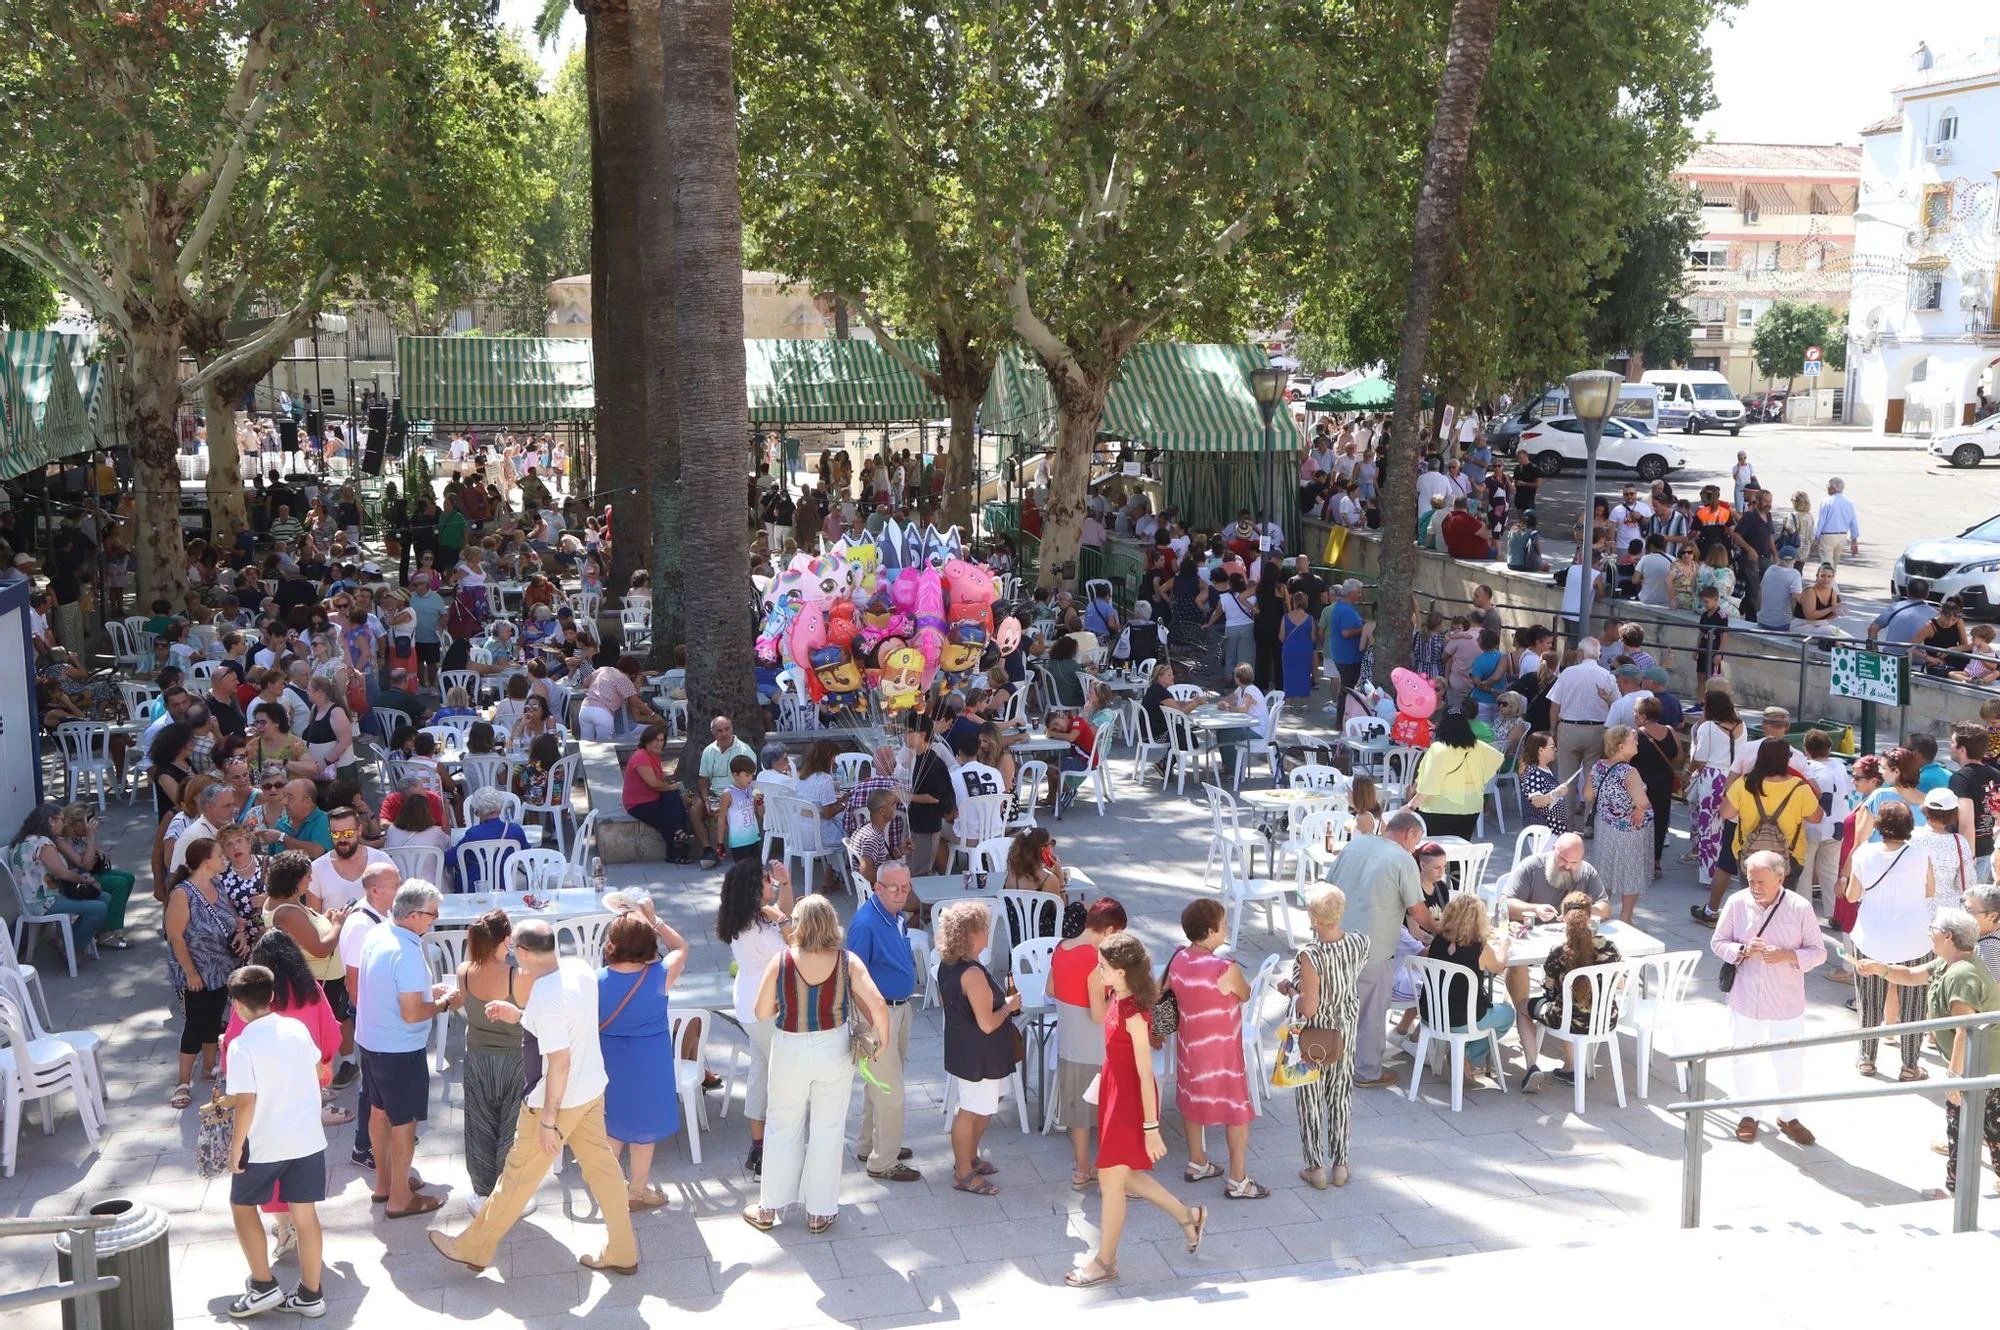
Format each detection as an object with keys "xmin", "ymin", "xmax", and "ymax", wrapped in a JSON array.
[
  {"xmin": 1894, "ymin": 513, "xmax": 2000, "ymax": 618},
  {"xmin": 1517, "ymin": 416, "xmax": 1684, "ymax": 481},
  {"xmin": 1486, "ymin": 383, "xmax": 1661, "ymax": 450},
  {"xmin": 1928, "ymin": 414, "xmax": 2000, "ymax": 469}
]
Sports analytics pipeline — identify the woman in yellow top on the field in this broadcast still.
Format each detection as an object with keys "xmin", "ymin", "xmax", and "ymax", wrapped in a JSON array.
[
  {"xmin": 1404, "ymin": 708, "xmax": 1504, "ymax": 839},
  {"xmin": 1721, "ymin": 739, "xmax": 1823, "ymax": 877}
]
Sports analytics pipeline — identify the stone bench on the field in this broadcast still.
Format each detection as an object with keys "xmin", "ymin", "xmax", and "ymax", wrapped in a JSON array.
[{"xmin": 578, "ymin": 738, "xmax": 665, "ymax": 864}]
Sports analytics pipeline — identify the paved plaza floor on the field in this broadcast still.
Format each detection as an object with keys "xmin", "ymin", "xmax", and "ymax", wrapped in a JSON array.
[{"xmin": 2, "ymin": 741, "xmax": 1989, "ymax": 1328}]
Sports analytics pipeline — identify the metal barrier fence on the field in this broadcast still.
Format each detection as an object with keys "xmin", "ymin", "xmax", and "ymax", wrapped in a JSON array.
[{"xmin": 1, "ymin": 1213, "xmax": 118, "ymax": 1330}]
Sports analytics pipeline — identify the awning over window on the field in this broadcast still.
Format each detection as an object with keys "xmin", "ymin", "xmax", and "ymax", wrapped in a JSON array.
[
  {"xmin": 983, "ymin": 343, "xmax": 1304, "ymax": 457},
  {"xmin": 395, "ymin": 337, "xmax": 595, "ymax": 423},
  {"xmin": 0, "ymin": 330, "xmax": 105, "ymax": 481},
  {"xmin": 744, "ymin": 338, "xmax": 945, "ymax": 424},
  {"xmin": 1746, "ymin": 182, "xmax": 1798, "ymax": 213}
]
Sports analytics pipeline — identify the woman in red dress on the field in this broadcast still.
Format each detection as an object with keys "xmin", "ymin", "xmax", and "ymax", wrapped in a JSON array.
[{"xmin": 1068, "ymin": 932, "xmax": 1207, "ymax": 1289}]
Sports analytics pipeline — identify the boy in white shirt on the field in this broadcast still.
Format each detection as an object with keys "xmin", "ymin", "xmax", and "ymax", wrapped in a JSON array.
[{"xmin": 224, "ymin": 965, "xmax": 330, "ymax": 1318}]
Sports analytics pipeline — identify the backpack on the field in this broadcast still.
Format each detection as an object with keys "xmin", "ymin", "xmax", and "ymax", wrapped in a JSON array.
[
  {"xmin": 1741, "ymin": 781, "xmax": 1799, "ymax": 872},
  {"xmin": 446, "ymin": 588, "xmax": 483, "ymax": 640}
]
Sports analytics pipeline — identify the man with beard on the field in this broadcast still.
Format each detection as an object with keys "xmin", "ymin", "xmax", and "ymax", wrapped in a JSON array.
[
  {"xmin": 308, "ymin": 805, "xmax": 395, "ymax": 912},
  {"xmin": 1500, "ymin": 833, "xmax": 1608, "ymax": 1085}
]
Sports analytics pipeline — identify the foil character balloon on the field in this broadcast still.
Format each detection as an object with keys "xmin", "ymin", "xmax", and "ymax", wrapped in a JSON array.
[
  {"xmin": 878, "ymin": 645, "xmax": 925, "ymax": 712},
  {"xmin": 940, "ymin": 557, "xmax": 997, "ymax": 635},
  {"xmin": 1389, "ymin": 667, "xmax": 1436, "ymax": 749},
  {"xmin": 911, "ymin": 568, "xmax": 947, "ymax": 687},
  {"xmin": 995, "ymin": 616, "xmax": 1022, "ymax": 656},
  {"xmin": 809, "ymin": 645, "xmax": 866, "ymax": 711},
  {"xmin": 825, "ymin": 600, "xmax": 860, "ymax": 653},
  {"xmin": 754, "ymin": 593, "xmax": 799, "ymax": 666},
  {"xmin": 938, "ymin": 621, "xmax": 987, "ymax": 689},
  {"xmin": 790, "ymin": 601, "xmax": 828, "ymax": 700}
]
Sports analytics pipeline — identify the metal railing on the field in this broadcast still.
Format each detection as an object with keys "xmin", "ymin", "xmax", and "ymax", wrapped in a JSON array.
[
  {"xmin": 0, "ymin": 1213, "xmax": 120, "ymax": 1330},
  {"xmin": 1666, "ymin": 1010, "xmax": 2000, "ymax": 1233}
]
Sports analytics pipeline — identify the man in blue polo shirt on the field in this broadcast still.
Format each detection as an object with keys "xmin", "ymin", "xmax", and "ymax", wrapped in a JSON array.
[
  {"xmin": 1320, "ymin": 578, "xmax": 1367, "ymax": 709},
  {"xmin": 355, "ymin": 881, "xmax": 449, "ymax": 1218},
  {"xmin": 847, "ymin": 864, "xmax": 919, "ymax": 1182}
]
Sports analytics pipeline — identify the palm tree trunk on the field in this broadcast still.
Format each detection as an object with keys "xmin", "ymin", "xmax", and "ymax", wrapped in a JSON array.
[
  {"xmin": 631, "ymin": 0, "xmax": 684, "ymax": 659},
  {"xmin": 1377, "ymin": 0, "xmax": 1502, "ymax": 679},
  {"xmin": 669, "ymin": 0, "xmax": 764, "ymax": 757}
]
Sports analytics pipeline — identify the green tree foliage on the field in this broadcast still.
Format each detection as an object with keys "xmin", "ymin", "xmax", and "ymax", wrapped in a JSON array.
[
  {"xmin": 494, "ymin": 46, "xmax": 592, "ymax": 335},
  {"xmin": 0, "ymin": 250, "xmax": 56, "ymax": 330},
  {"xmin": 1585, "ymin": 182, "xmax": 1706, "ymax": 368},
  {"xmin": 0, "ymin": 0, "xmax": 537, "ymax": 600},
  {"xmin": 1750, "ymin": 299, "xmax": 1846, "ymax": 383},
  {"xmin": 1644, "ymin": 304, "xmax": 1695, "ymax": 370}
]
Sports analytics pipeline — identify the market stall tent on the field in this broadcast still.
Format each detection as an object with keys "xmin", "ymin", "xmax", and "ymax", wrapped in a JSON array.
[
  {"xmin": 394, "ymin": 336, "xmax": 596, "ymax": 424},
  {"xmin": 0, "ymin": 330, "xmax": 106, "ymax": 481}
]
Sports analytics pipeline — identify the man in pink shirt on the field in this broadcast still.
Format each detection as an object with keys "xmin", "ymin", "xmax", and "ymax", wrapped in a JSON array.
[{"xmin": 1711, "ymin": 849, "xmax": 1826, "ymax": 1146}]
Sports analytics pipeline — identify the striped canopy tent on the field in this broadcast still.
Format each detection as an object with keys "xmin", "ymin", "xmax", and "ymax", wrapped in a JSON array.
[
  {"xmin": 745, "ymin": 338, "xmax": 945, "ymax": 424},
  {"xmin": 394, "ymin": 336, "xmax": 595, "ymax": 424},
  {"xmin": 0, "ymin": 330, "xmax": 106, "ymax": 481},
  {"xmin": 983, "ymin": 342, "xmax": 1305, "ymax": 532}
]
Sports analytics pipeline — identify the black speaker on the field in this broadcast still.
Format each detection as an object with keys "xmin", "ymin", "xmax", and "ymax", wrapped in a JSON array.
[
  {"xmin": 278, "ymin": 418, "xmax": 299, "ymax": 451},
  {"xmin": 361, "ymin": 437, "xmax": 384, "ymax": 476},
  {"xmin": 387, "ymin": 396, "xmax": 407, "ymax": 457},
  {"xmin": 319, "ymin": 388, "xmax": 336, "ymax": 408},
  {"xmin": 305, "ymin": 411, "xmax": 324, "ymax": 440}
]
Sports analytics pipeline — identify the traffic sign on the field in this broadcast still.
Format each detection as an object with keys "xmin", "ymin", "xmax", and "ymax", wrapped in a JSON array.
[
  {"xmin": 1802, "ymin": 361, "xmax": 1822, "ymax": 377},
  {"xmin": 1805, "ymin": 345, "xmax": 1823, "ymax": 363},
  {"xmin": 1829, "ymin": 644, "xmax": 1906, "ymax": 706}
]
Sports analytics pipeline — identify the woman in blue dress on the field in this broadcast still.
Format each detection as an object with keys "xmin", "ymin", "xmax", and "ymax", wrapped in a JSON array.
[
  {"xmin": 1279, "ymin": 591, "xmax": 1319, "ymax": 701},
  {"xmin": 598, "ymin": 905, "xmax": 689, "ymax": 1210}
]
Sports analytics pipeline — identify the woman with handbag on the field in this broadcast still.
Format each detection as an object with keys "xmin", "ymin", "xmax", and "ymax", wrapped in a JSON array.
[
  {"xmin": 596, "ymin": 910, "xmax": 689, "ymax": 1211},
  {"xmin": 1164, "ymin": 900, "xmax": 1266, "ymax": 1199},
  {"xmin": 55, "ymin": 803, "xmax": 135, "ymax": 950},
  {"xmin": 164, "ymin": 838, "xmax": 241, "ymax": 1109},
  {"xmin": 744, "ymin": 895, "xmax": 891, "ymax": 1236},
  {"xmin": 6, "ymin": 804, "xmax": 111, "ymax": 958},
  {"xmin": 1631, "ymin": 700, "xmax": 1682, "ymax": 880},
  {"xmin": 1844, "ymin": 800, "xmax": 1935, "ymax": 1080},
  {"xmin": 935, "ymin": 901, "xmax": 1022, "ymax": 1197},
  {"xmin": 1287, "ymin": 888, "xmax": 1370, "ymax": 1190},
  {"xmin": 1066, "ymin": 931, "xmax": 1207, "ymax": 1289}
]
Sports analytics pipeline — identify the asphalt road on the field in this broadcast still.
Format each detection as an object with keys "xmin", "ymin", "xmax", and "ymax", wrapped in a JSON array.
[{"xmin": 1518, "ymin": 422, "xmax": 2000, "ymax": 630}]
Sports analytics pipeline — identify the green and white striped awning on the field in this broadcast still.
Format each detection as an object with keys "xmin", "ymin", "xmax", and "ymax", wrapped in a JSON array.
[
  {"xmin": 982, "ymin": 342, "xmax": 1303, "ymax": 456},
  {"xmin": 745, "ymin": 338, "xmax": 945, "ymax": 424},
  {"xmin": 0, "ymin": 330, "xmax": 106, "ymax": 481},
  {"xmin": 395, "ymin": 336, "xmax": 595, "ymax": 423}
]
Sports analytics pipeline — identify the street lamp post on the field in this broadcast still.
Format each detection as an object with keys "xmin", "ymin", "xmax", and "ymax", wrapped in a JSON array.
[
  {"xmin": 1249, "ymin": 367, "xmax": 1287, "ymax": 544},
  {"xmin": 1565, "ymin": 369, "xmax": 1624, "ymax": 645}
]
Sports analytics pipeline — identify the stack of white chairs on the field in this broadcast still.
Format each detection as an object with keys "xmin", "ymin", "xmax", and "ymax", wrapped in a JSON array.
[{"xmin": 0, "ymin": 987, "xmax": 103, "ymax": 1176}]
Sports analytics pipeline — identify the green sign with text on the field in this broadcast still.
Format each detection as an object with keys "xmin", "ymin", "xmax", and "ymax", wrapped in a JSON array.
[{"xmin": 1829, "ymin": 645, "xmax": 1907, "ymax": 706}]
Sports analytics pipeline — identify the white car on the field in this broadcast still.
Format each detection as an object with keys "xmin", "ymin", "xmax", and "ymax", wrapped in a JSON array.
[
  {"xmin": 1929, "ymin": 415, "xmax": 2000, "ymax": 469},
  {"xmin": 1516, "ymin": 416, "xmax": 1685, "ymax": 483}
]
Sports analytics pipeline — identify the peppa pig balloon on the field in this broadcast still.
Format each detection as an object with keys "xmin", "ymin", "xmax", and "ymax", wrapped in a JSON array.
[
  {"xmin": 940, "ymin": 557, "xmax": 997, "ymax": 635},
  {"xmin": 1389, "ymin": 667, "xmax": 1436, "ymax": 749}
]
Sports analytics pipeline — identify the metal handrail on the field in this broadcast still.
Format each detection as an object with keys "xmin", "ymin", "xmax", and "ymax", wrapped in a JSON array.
[
  {"xmin": 1663, "ymin": 1010, "xmax": 1998, "ymax": 1235},
  {"xmin": 0, "ymin": 1213, "xmax": 120, "ymax": 1330}
]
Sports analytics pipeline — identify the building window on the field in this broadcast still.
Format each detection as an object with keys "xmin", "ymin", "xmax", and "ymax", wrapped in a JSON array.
[
  {"xmin": 1691, "ymin": 297, "xmax": 1727, "ymax": 324},
  {"xmin": 1915, "ymin": 272, "xmax": 1945, "ymax": 311},
  {"xmin": 1688, "ymin": 242, "xmax": 1729, "ymax": 270},
  {"xmin": 1922, "ymin": 185, "xmax": 1951, "ymax": 235},
  {"xmin": 1937, "ymin": 109, "xmax": 1959, "ymax": 143}
]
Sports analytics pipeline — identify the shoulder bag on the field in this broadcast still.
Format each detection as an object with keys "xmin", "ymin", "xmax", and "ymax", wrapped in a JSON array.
[
  {"xmin": 598, "ymin": 962, "xmax": 651, "ymax": 1032},
  {"xmin": 835, "ymin": 953, "xmax": 882, "ymax": 1065},
  {"xmin": 1149, "ymin": 947, "xmax": 1186, "ymax": 1040},
  {"xmin": 1717, "ymin": 897, "xmax": 1783, "ymax": 993}
]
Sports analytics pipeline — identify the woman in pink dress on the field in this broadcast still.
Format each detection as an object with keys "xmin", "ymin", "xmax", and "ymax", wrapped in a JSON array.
[{"xmin": 1164, "ymin": 900, "xmax": 1268, "ymax": 1199}]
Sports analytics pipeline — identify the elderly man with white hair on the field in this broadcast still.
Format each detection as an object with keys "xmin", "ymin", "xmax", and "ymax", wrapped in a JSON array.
[
  {"xmin": 456, "ymin": 786, "xmax": 528, "ymax": 893},
  {"xmin": 1711, "ymin": 849, "xmax": 1826, "ymax": 1146},
  {"xmin": 1321, "ymin": 578, "xmax": 1368, "ymax": 708},
  {"xmin": 354, "ymin": 880, "xmax": 450, "ymax": 1217},
  {"xmin": 1814, "ymin": 477, "xmax": 1859, "ymax": 568},
  {"xmin": 172, "ymin": 781, "xmax": 241, "ymax": 872},
  {"xmin": 1500, "ymin": 834, "xmax": 1609, "ymax": 1071},
  {"xmin": 1544, "ymin": 637, "xmax": 1617, "ymax": 822}
]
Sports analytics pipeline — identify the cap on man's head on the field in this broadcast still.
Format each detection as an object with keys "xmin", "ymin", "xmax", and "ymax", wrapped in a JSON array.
[
  {"xmin": 1924, "ymin": 788, "xmax": 1960, "ymax": 813},
  {"xmin": 1762, "ymin": 706, "xmax": 1790, "ymax": 723}
]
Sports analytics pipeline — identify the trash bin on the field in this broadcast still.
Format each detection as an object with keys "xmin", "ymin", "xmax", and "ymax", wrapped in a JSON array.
[{"xmin": 54, "ymin": 1199, "xmax": 171, "ymax": 1330}]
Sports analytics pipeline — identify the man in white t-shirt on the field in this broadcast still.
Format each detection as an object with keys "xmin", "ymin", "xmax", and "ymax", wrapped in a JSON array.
[
  {"xmin": 431, "ymin": 919, "xmax": 637, "ymax": 1276},
  {"xmin": 949, "ymin": 730, "xmax": 1005, "ymax": 804},
  {"xmin": 1610, "ymin": 487, "xmax": 1651, "ymax": 552},
  {"xmin": 337, "ymin": 862, "xmax": 401, "ymax": 1160},
  {"xmin": 308, "ymin": 806, "xmax": 394, "ymax": 912},
  {"xmin": 224, "ymin": 966, "xmax": 330, "ymax": 1318},
  {"xmin": 1456, "ymin": 411, "xmax": 1480, "ymax": 450}
]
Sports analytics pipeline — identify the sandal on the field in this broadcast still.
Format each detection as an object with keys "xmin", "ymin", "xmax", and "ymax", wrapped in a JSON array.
[
  {"xmin": 1856, "ymin": 1058, "xmax": 1876, "ymax": 1077},
  {"xmin": 1064, "ymin": 1259, "xmax": 1118, "ymax": 1289},
  {"xmin": 320, "ymin": 1106, "xmax": 354, "ymax": 1127},
  {"xmin": 169, "ymin": 1082, "xmax": 192, "ymax": 1109},
  {"xmin": 1225, "ymin": 1176, "xmax": 1270, "ymax": 1200},
  {"xmin": 1899, "ymin": 1066, "xmax": 1929, "ymax": 1083},
  {"xmin": 972, "ymin": 1158, "xmax": 998, "ymax": 1177},
  {"xmin": 952, "ymin": 1172, "xmax": 999, "ymax": 1196},
  {"xmin": 1069, "ymin": 1172, "xmax": 1095, "ymax": 1191},
  {"xmin": 383, "ymin": 1193, "xmax": 443, "ymax": 1219},
  {"xmin": 1179, "ymin": 1204, "xmax": 1208, "ymax": 1253},
  {"xmin": 806, "ymin": 1213, "xmax": 837, "ymax": 1235},
  {"xmin": 1184, "ymin": 1162, "xmax": 1223, "ymax": 1183},
  {"xmin": 741, "ymin": 1206, "xmax": 780, "ymax": 1231}
]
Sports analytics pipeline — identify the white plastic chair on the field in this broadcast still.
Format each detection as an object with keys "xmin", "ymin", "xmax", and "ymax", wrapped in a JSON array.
[
  {"xmin": 1291, "ymin": 807, "xmax": 1350, "ymax": 884},
  {"xmin": 117, "ymin": 680, "xmax": 160, "ymax": 724},
  {"xmin": 667, "ymin": 1007, "xmax": 717, "ymax": 1162},
  {"xmin": 1129, "ymin": 705, "xmax": 1170, "ymax": 783},
  {"xmin": 1239, "ymin": 954, "xmax": 1284, "ymax": 1116},
  {"xmin": 506, "ymin": 848, "xmax": 572, "ymax": 894},
  {"xmin": 1512, "ymin": 824, "xmax": 1553, "ymax": 866},
  {"xmin": 949, "ymin": 795, "xmax": 1010, "ymax": 867},
  {"xmin": 1538, "ymin": 960, "xmax": 1635, "ymax": 1115},
  {"xmin": 106, "ymin": 621, "xmax": 145, "ymax": 673},
  {"xmin": 439, "ymin": 670, "xmax": 480, "ymax": 702},
  {"xmin": 1230, "ymin": 693, "xmax": 1286, "ymax": 791},
  {"xmin": 1166, "ymin": 684, "xmax": 1206, "ymax": 704},
  {"xmin": 831, "ymin": 752, "xmax": 872, "ymax": 789},
  {"xmin": 1341, "ymin": 715, "xmax": 1391, "ymax": 775},
  {"xmin": 458, "ymin": 753, "xmax": 509, "ymax": 796},
  {"xmin": 0, "ymin": 991, "xmax": 102, "ymax": 1177},
  {"xmin": 3, "ymin": 863, "xmax": 87, "ymax": 978},
  {"xmin": 1217, "ymin": 842, "xmax": 1298, "ymax": 951},
  {"xmin": 366, "ymin": 708, "xmax": 412, "ymax": 746},
  {"xmin": 1000, "ymin": 891, "xmax": 1062, "ymax": 955},
  {"xmin": 55, "ymin": 722, "xmax": 117, "ymax": 810},
  {"xmin": 964, "ymin": 836, "xmax": 1012, "ymax": 879},
  {"xmin": 554, "ymin": 912, "xmax": 617, "ymax": 962},
  {"xmin": 1289, "ymin": 763, "xmax": 1347, "ymax": 794},
  {"xmin": 1007, "ymin": 761, "xmax": 1047, "ymax": 833},
  {"xmin": 1380, "ymin": 744, "xmax": 1422, "ymax": 805},
  {"xmin": 452, "ymin": 838, "xmax": 520, "ymax": 895},
  {"xmin": 384, "ymin": 844, "xmax": 446, "ymax": 889},
  {"xmin": 770, "ymin": 792, "xmax": 851, "ymax": 896},
  {"xmin": 522, "ymin": 753, "xmax": 581, "ymax": 855},
  {"xmin": 1404, "ymin": 958, "xmax": 1510, "ymax": 1112},
  {"xmin": 1011, "ymin": 938, "xmax": 1059, "ymax": 1015},
  {"xmin": 1058, "ymin": 713, "xmax": 1118, "ymax": 818},
  {"xmin": 0, "ymin": 927, "xmax": 52, "ymax": 1029},
  {"xmin": 426, "ymin": 929, "xmax": 469, "ymax": 1075},
  {"xmin": 1161, "ymin": 709, "xmax": 1215, "ymax": 796},
  {"xmin": 568, "ymin": 810, "xmax": 599, "ymax": 882},
  {"xmin": 186, "ymin": 659, "xmax": 219, "ymax": 687},
  {"xmin": 1479, "ymin": 733, "xmax": 1525, "ymax": 837},
  {"xmin": 1201, "ymin": 783, "xmax": 1268, "ymax": 885},
  {"xmin": 1618, "ymin": 950, "xmax": 1703, "ymax": 1099},
  {"xmin": 0, "ymin": 967, "xmax": 103, "ymax": 1122}
]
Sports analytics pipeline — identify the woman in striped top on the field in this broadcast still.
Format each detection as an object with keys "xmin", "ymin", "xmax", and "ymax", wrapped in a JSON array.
[{"xmin": 743, "ymin": 896, "xmax": 891, "ymax": 1236}]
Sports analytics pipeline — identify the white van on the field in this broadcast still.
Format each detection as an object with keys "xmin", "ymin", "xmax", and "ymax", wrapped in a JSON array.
[
  {"xmin": 1642, "ymin": 369, "xmax": 1746, "ymax": 435},
  {"xmin": 1489, "ymin": 382, "xmax": 1659, "ymax": 448}
]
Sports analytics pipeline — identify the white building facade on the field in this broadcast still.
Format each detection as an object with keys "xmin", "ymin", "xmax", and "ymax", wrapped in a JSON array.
[{"xmin": 1848, "ymin": 38, "xmax": 2000, "ymax": 434}]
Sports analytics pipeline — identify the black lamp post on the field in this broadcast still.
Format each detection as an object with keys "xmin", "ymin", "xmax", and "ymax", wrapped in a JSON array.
[
  {"xmin": 1249, "ymin": 367, "xmax": 1287, "ymax": 537},
  {"xmin": 1565, "ymin": 369, "xmax": 1624, "ymax": 641}
]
